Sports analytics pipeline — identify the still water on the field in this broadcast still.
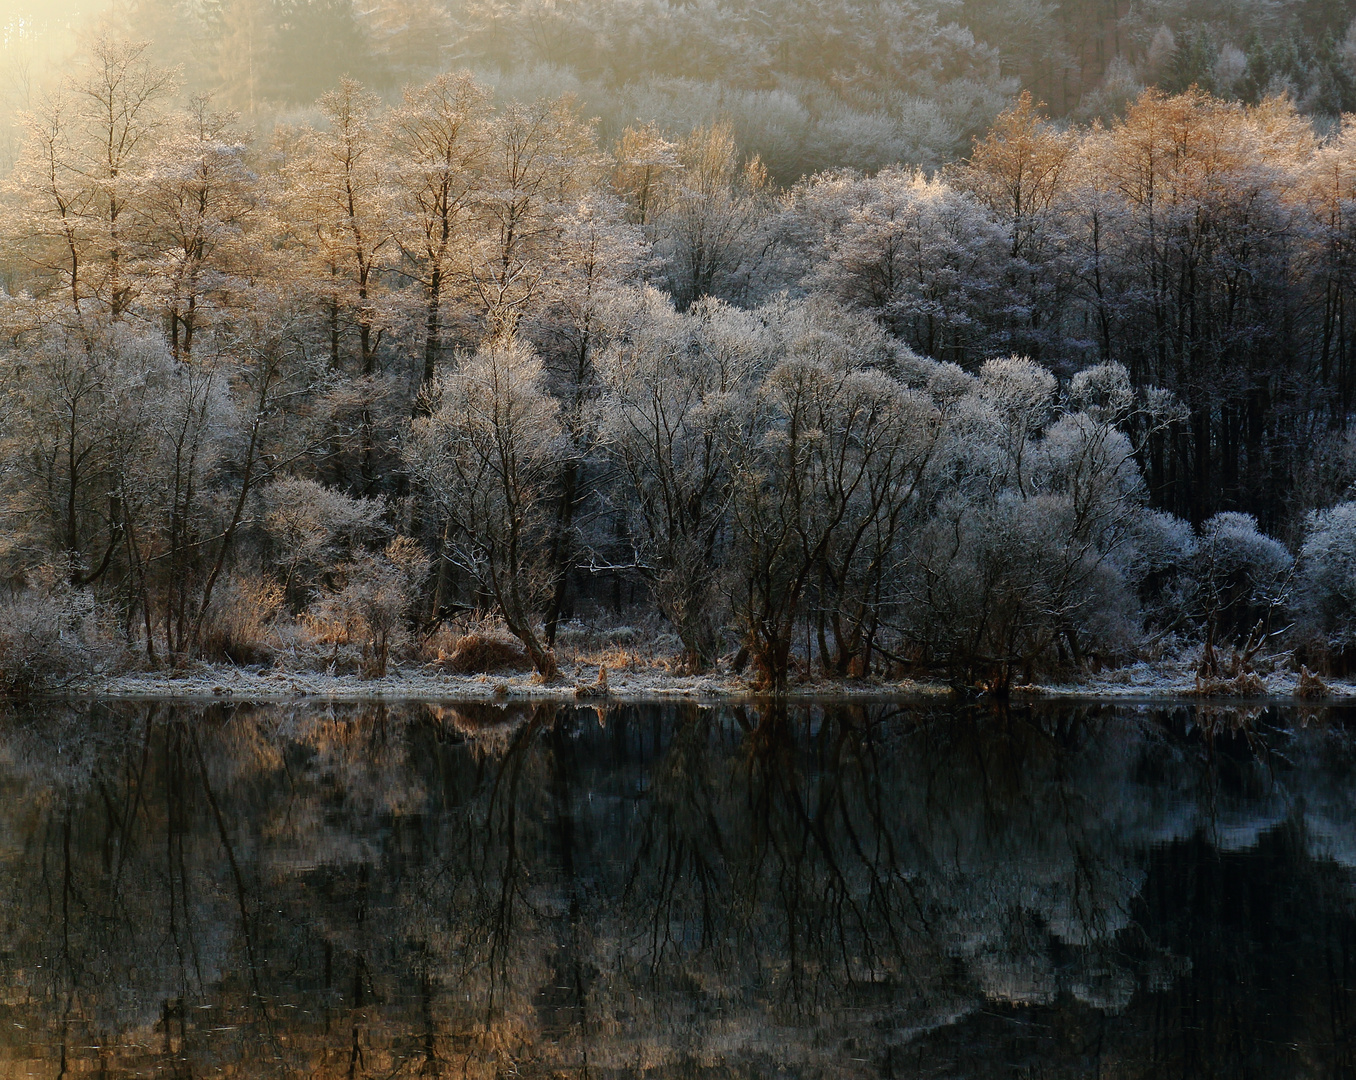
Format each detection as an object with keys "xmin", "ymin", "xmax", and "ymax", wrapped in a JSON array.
[{"xmin": 0, "ymin": 698, "xmax": 1354, "ymax": 1078}]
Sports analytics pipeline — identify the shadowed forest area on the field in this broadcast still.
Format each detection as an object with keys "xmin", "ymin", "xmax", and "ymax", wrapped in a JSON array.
[
  {"xmin": 9, "ymin": 5, "xmax": 1356, "ymax": 691},
  {"xmin": 1, "ymin": 699, "xmax": 1355, "ymax": 1077}
]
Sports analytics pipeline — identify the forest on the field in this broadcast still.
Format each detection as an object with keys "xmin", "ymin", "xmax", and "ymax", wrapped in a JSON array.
[{"xmin": 6, "ymin": 2, "xmax": 1356, "ymax": 693}]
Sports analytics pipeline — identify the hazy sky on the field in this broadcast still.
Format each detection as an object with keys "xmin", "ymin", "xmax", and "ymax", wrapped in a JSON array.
[
  {"xmin": 0, "ymin": 0, "xmax": 93, "ymax": 104},
  {"xmin": 1, "ymin": 0, "xmax": 91, "ymax": 47},
  {"xmin": 1, "ymin": 0, "xmax": 86, "ymax": 25}
]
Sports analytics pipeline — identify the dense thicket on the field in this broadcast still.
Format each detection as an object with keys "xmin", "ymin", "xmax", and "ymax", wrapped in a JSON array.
[{"xmin": 5, "ymin": 39, "xmax": 1356, "ymax": 688}]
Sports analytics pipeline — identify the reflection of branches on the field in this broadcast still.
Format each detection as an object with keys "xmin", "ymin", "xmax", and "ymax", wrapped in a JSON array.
[
  {"xmin": 622, "ymin": 704, "xmax": 732, "ymax": 978},
  {"xmin": 165, "ymin": 719, "xmax": 206, "ymax": 998},
  {"xmin": 623, "ymin": 702, "xmax": 940, "ymax": 1015},
  {"xmin": 764, "ymin": 713, "xmax": 875, "ymax": 1001},
  {"xmin": 191, "ymin": 726, "xmax": 289, "ymax": 1078},
  {"xmin": 4, "ymin": 697, "xmax": 1353, "ymax": 1077},
  {"xmin": 111, "ymin": 705, "xmax": 157, "ymax": 891},
  {"xmin": 834, "ymin": 721, "xmax": 928, "ymax": 959},
  {"xmin": 546, "ymin": 710, "xmax": 592, "ymax": 1074},
  {"xmin": 481, "ymin": 702, "xmax": 557, "ymax": 1026}
]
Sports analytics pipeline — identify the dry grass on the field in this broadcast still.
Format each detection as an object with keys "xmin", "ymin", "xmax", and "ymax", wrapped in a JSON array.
[
  {"xmin": 1296, "ymin": 665, "xmax": 1330, "ymax": 699},
  {"xmin": 1187, "ymin": 669, "xmax": 1268, "ymax": 697},
  {"xmin": 551, "ymin": 612, "xmax": 685, "ymax": 671},
  {"xmin": 199, "ymin": 574, "xmax": 284, "ymax": 666},
  {"xmin": 433, "ymin": 632, "xmax": 531, "ymax": 675},
  {"xmin": 582, "ymin": 648, "xmax": 660, "ymax": 672}
]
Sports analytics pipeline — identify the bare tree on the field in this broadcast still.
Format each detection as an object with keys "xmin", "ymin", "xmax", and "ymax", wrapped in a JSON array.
[
  {"xmin": 6, "ymin": 36, "xmax": 176, "ymax": 316},
  {"xmin": 280, "ymin": 78, "xmax": 398, "ymax": 492},
  {"xmin": 594, "ymin": 288, "xmax": 768, "ymax": 668},
  {"xmin": 405, "ymin": 334, "xmax": 565, "ymax": 676},
  {"xmin": 387, "ymin": 72, "xmax": 491, "ymax": 392},
  {"xmin": 469, "ymin": 96, "xmax": 598, "ymax": 333},
  {"xmin": 655, "ymin": 121, "xmax": 772, "ymax": 310},
  {"xmin": 729, "ymin": 304, "xmax": 939, "ymax": 688},
  {"xmin": 137, "ymin": 96, "xmax": 256, "ymax": 364}
]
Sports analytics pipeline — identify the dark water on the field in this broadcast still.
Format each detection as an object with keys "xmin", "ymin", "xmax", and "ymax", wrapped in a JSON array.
[{"xmin": 1, "ymin": 699, "xmax": 1355, "ymax": 1078}]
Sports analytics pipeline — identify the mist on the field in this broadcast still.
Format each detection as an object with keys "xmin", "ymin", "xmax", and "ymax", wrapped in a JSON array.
[{"xmin": 4, "ymin": 0, "xmax": 1356, "ymax": 182}]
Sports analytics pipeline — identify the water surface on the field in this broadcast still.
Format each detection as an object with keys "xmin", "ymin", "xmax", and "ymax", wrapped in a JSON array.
[{"xmin": 0, "ymin": 699, "xmax": 1354, "ymax": 1078}]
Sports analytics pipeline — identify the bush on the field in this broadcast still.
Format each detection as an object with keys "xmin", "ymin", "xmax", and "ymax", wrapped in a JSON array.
[
  {"xmin": 436, "ymin": 632, "xmax": 531, "ymax": 674},
  {"xmin": 902, "ymin": 489, "xmax": 1142, "ymax": 683},
  {"xmin": 308, "ymin": 538, "xmax": 432, "ymax": 678},
  {"xmin": 1126, "ymin": 510, "xmax": 1197, "ymax": 632},
  {"xmin": 1295, "ymin": 501, "xmax": 1356, "ymax": 670},
  {"xmin": 197, "ymin": 574, "xmax": 284, "ymax": 666},
  {"xmin": 0, "ymin": 581, "xmax": 100, "ymax": 697},
  {"xmin": 1193, "ymin": 513, "xmax": 1292, "ymax": 642}
]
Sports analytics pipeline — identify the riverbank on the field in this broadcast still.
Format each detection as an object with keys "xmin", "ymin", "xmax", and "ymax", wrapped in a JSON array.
[
  {"xmin": 55, "ymin": 663, "xmax": 946, "ymax": 703},
  {"xmin": 42, "ymin": 655, "xmax": 1356, "ymax": 704}
]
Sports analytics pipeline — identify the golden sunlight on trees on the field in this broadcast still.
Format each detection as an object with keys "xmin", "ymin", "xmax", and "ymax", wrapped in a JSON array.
[
  {"xmin": 5, "ymin": 44, "xmax": 1356, "ymax": 691},
  {"xmin": 5, "ymin": 36, "xmax": 176, "ymax": 314},
  {"xmin": 387, "ymin": 71, "xmax": 490, "ymax": 390}
]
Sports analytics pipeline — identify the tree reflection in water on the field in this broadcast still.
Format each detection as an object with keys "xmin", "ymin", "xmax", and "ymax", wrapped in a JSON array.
[{"xmin": 0, "ymin": 699, "xmax": 1354, "ymax": 1077}]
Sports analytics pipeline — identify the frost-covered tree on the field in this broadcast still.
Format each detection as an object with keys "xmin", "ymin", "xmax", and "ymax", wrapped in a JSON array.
[
  {"xmin": 280, "ymin": 78, "xmax": 400, "ymax": 492},
  {"xmin": 282, "ymin": 77, "xmax": 400, "ymax": 376},
  {"xmin": 897, "ymin": 358, "xmax": 1181, "ymax": 684},
  {"xmin": 952, "ymin": 91, "xmax": 1078, "ymax": 359},
  {"xmin": 796, "ymin": 168, "xmax": 1007, "ymax": 363},
  {"xmin": 405, "ymin": 334, "xmax": 564, "ymax": 675},
  {"xmin": 1296, "ymin": 501, "xmax": 1356, "ymax": 662},
  {"xmin": 0, "ymin": 322, "xmax": 158, "ymax": 583},
  {"xmin": 386, "ymin": 72, "xmax": 491, "ymax": 391},
  {"xmin": 529, "ymin": 194, "xmax": 648, "ymax": 642},
  {"xmin": 1299, "ymin": 118, "xmax": 1356, "ymax": 426},
  {"xmin": 119, "ymin": 345, "xmax": 240, "ymax": 661},
  {"xmin": 610, "ymin": 122, "xmax": 679, "ymax": 227},
  {"xmin": 654, "ymin": 122, "xmax": 773, "ymax": 310},
  {"xmin": 593, "ymin": 288, "xmax": 768, "ymax": 668},
  {"xmin": 469, "ymin": 96, "xmax": 599, "ymax": 333},
  {"xmin": 727, "ymin": 300, "xmax": 940, "ymax": 687},
  {"xmin": 1078, "ymin": 90, "xmax": 1312, "ymax": 520},
  {"xmin": 5, "ymin": 37, "xmax": 176, "ymax": 314},
  {"xmin": 137, "ymin": 97, "xmax": 257, "ymax": 364}
]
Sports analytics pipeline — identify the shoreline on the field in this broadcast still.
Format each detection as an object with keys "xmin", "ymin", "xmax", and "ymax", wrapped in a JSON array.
[{"xmin": 29, "ymin": 661, "xmax": 1356, "ymax": 706}]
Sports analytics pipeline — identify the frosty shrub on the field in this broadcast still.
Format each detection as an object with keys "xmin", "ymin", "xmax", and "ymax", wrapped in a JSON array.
[
  {"xmin": 904, "ymin": 488, "xmax": 1142, "ymax": 682},
  {"xmin": 1192, "ymin": 513, "xmax": 1293, "ymax": 641},
  {"xmin": 1181, "ymin": 512, "xmax": 1293, "ymax": 678},
  {"xmin": 308, "ymin": 537, "xmax": 432, "ymax": 678},
  {"xmin": 197, "ymin": 574, "xmax": 285, "ymax": 666},
  {"xmin": 0, "ymin": 571, "xmax": 103, "ymax": 697},
  {"xmin": 259, "ymin": 478, "xmax": 389, "ymax": 602},
  {"xmin": 1296, "ymin": 502, "xmax": 1356, "ymax": 665}
]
